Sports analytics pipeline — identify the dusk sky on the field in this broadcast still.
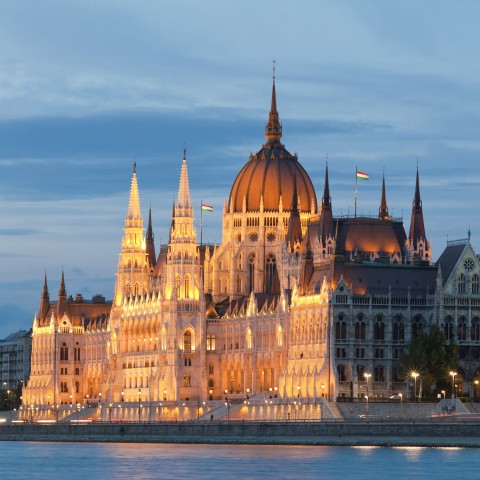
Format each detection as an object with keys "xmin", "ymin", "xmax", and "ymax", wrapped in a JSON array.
[{"xmin": 2, "ymin": 1, "xmax": 480, "ymax": 337}]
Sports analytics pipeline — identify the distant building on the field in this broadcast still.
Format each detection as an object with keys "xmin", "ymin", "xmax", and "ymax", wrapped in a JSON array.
[
  {"xmin": 0, "ymin": 329, "xmax": 32, "ymax": 390},
  {"xmin": 22, "ymin": 77, "xmax": 480, "ymax": 407}
]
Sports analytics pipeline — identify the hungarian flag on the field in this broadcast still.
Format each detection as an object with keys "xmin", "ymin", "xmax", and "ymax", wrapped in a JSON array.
[
  {"xmin": 201, "ymin": 203, "xmax": 214, "ymax": 213},
  {"xmin": 356, "ymin": 170, "xmax": 369, "ymax": 180}
]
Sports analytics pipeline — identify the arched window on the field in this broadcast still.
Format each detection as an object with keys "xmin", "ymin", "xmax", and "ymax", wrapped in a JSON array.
[
  {"xmin": 356, "ymin": 365, "xmax": 365, "ymax": 380},
  {"xmin": 472, "ymin": 274, "xmax": 479, "ymax": 294},
  {"xmin": 248, "ymin": 255, "xmax": 255, "ymax": 293},
  {"xmin": 458, "ymin": 317, "xmax": 467, "ymax": 341},
  {"xmin": 175, "ymin": 274, "xmax": 181, "ymax": 298},
  {"xmin": 236, "ymin": 275, "xmax": 242, "ymax": 293},
  {"xmin": 335, "ymin": 314, "xmax": 347, "ymax": 340},
  {"xmin": 208, "ymin": 378, "xmax": 214, "ymax": 388},
  {"xmin": 125, "ymin": 282, "xmax": 131, "ymax": 295},
  {"xmin": 134, "ymin": 282, "xmax": 139, "ymax": 296},
  {"xmin": 183, "ymin": 374, "xmax": 191, "ymax": 387},
  {"xmin": 184, "ymin": 275, "xmax": 190, "ymax": 299},
  {"xmin": 337, "ymin": 365, "xmax": 346, "ymax": 382},
  {"xmin": 355, "ymin": 315, "xmax": 366, "ymax": 340},
  {"xmin": 472, "ymin": 318, "xmax": 480, "ymax": 341},
  {"xmin": 443, "ymin": 316, "xmax": 454, "ymax": 340},
  {"xmin": 60, "ymin": 343, "xmax": 68, "ymax": 361},
  {"xmin": 74, "ymin": 347, "xmax": 80, "ymax": 361},
  {"xmin": 265, "ymin": 254, "xmax": 277, "ymax": 294},
  {"xmin": 393, "ymin": 316, "xmax": 405, "ymax": 341},
  {"xmin": 208, "ymin": 364, "xmax": 214, "ymax": 375},
  {"xmin": 374, "ymin": 316, "xmax": 384, "ymax": 341},
  {"xmin": 184, "ymin": 330, "xmax": 192, "ymax": 352},
  {"xmin": 374, "ymin": 366, "xmax": 385, "ymax": 382},
  {"xmin": 412, "ymin": 316, "xmax": 424, "ymax": 337},
  {"xmin": 458, "ymin": 273, "xmax": 466, "ymax": 294}
]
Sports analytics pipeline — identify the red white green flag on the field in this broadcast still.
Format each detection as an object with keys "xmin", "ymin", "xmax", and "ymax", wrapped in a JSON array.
[
  {"xmin": 356, "ymin": 170, "xmax": 369, "ymax": 180},
  {"xmin": 201, "ymin": 203, "xmax": 214, "ymax": 213}
]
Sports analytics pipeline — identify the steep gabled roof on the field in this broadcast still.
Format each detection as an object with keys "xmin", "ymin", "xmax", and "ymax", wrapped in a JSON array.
[{"xmin": 436, "ymin": 243, "xmax": 468, "ymax": 286}]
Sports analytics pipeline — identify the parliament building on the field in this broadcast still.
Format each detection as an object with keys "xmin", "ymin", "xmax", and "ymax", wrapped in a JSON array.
[{"xmin": 23, "ymin": 78, "xmax": 480, "ymax": 411}]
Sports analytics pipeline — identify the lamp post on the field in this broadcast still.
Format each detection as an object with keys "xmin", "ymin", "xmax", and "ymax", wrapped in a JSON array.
[
  {"xmin": 99, "ymin": 392, "xmax": 102, "ymax": 405},
  {"xmin": 109, "ymin": 403, "xmax": 113, "ymax": 422},
  {"xmin": 297, "ymin": 385, "xmax": 300, "ymax": 398},
  {"xmin": 138, "ymin": 389, "xmax": 141, "ymax": 423},
  {"xmin": 246, "ymin": 388, "xmax": 250, "ymax": 400},
  {"xmin": 269, "ymin": 387, "xmax": 272, "ymax": 399},
  {"xmin": 364, "ymin": 373, "xmax": 371, "ymax": 398},
  {"xmin": 399, "ymin": 393, "xmax": 403, "ymax": 419},
  {"xmin": 450, "ymin": 371, "xmax": 457, "ymax": 398},
  {"xmin": 411, "ymin": 372, "xmax": 419, "ymax": 401},
  {"xmin": 474, "ymin": 380, "xmax": 479, "ymax": 401},
  {"xmin": 441, "ymin": 389, "xmax": 446, "ymax": 400},
  {"xmin": 224, "ymin": 389, "xmax": 229, "ymax": 421},
  {"xmin": 209, "ymin": 389, "xmax": 213, "ymax": 401},
  {"xmin": 365, "ymin": 395, "xmax": 369, "ymax": 419},
  {"xmin": 274, "ymin": 386, "xmax": 278, "ymax": 398},
  {"xmin": 163, "ymin": 389, "xmax": 167, "ymax": 401}
]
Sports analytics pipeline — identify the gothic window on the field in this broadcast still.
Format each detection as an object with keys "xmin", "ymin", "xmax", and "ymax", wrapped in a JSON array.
[
  {"xmin": 472, "ymin": 274, "xmax": 479, "ymax": 294},
  {"xmin": 337, "ymin": 365, "xmax": 346, "ymax": 382},
  {"xmin": 60, "ymin": 344, "xmax": 68, "ymax": 361},
  {"xmin": 355, "ymin": 315, "xmax": 366, "ymax": 340},
  {"xmin": 208, "ymin": 379, "xmax": 214, "ymax": 388},
  {"xmin": 183, "ymin": 374, "xmax": 191, "ymax": 387},
  {"xmin": 412, "ymin": 316, "xmax": 424, "ymax": 337},
  {"xmin": 458, "ymin": 317, "xmax": 467, "ymax": 341},
  {"xmin": 265, "ymin": 254, "xmax": 276, "ymax": 294},
  {"xmin": 134, "ymin": 282, "xmax": 139, "ymax": 296},
  {"xmin": 61, "ymin": 381, "xmax": 68, "ymax": 393},
  {"xmin": 125, "ymin": 282, "xmax": 131, "ymax": 295},
  {"xmin": 184, "ymin": 358, "xmax": 192, "ymax": 366},
  {"xmin": 175, "ymin": 274, "xmax": 181, "ymax": 298},
  {"xmin": 184, "ymin": 275, "xmax": 190, "ymax": 299},
  {"xmin": 208, "ymin": 364, "xmax": 214, "ymax": 375},
  {"xmin": 393, "ymin": 316, "xmax": 405, "ymax": 341},
  {"xmin": 464, "ymin": 258, "xmax": 475, "ymax": 272},
  {"xmin": 472, "ymin": 318, "xmax": 480, "ymax": 341},
  {"xmin": 184, "ymin": 330, "xmax": 192, "ymax": 352},
  {"xmin": 374, "ymin": 366, "xmax": 385, "ymax": 382},
  {"xmin": 374, "ymin": 316, "xmax": 385, "ymax": 341},
  {"xmin": 443, "ymin": 316, "xmax": 454, "ymax": 340},
  {"xmin": 236, "ymin": 275, "xmax": 242, "ymax": 293},
  {"xmin": 74, "ymin": 347, "xmax": 80, "ymax": 361},
  {"xmin": 458, "ymin": 273, "xmax": 466, "ymax": 294},
  {"xmin": 248, "ymin": 255, "xmax": 255, "ymax": 293},
  {"xmin": 356, "ymin": 365, "xmax": 365, "ymax": 380},
  {"xmin": 335, "ymin": 315, "xmax": 347, "ymax": 340},
  {"xmin": 392, "ymin": 366, "xmax": 402, "ymax": 382}
]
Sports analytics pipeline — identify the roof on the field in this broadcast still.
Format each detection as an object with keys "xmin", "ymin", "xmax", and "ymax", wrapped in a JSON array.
[
  {"xmin": 436, "ymin": 242, "xmax": 468, "ymax": 286},
  {"xmin": 334, "ymin": 261, "xmax": 438, "ymax": 296}
]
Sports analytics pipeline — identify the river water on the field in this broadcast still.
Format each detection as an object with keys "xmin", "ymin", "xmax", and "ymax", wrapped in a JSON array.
[{"xmin": 2, "ymin": 442, "xmax": 479, "ymax": 479}]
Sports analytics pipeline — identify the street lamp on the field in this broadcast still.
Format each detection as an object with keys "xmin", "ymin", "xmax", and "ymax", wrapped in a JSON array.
[
  {"xmin": 297, "ymin": 385, "xmax": 300, "ymax": 398},
  {"xmin": 224, "ymin": 389, "xmax": 229, "ymax": 421},
  {"xmin": 138, "ymin": 389, "xmax": 141, "ymax": 423},
  {"xmin": 474, "ymin": 380, "xmax": 479, "ymax": 401},
  {"xmin": 209, "ymin": 389, "xmax": 213, "ymax": 401},
  {"xmin": 399, "ymin": 393, "xmax": 403, "ymax": 419},
  {"xmin": 450, "ymin": 371, "xmax": 457, "ymax": 398},
  {"xmin": 246, "ymin": 388, "xmax": 250, "ymax": 399},
  {"xmin": 441, "ymin": 390, "xmax": 446, "ymax": 400},
  {"xmin": 364, "ymin": 373, "xmax": 371, "ymax": 398},
  {"xmin": 365, "ymin": 395, "xmax": 369, "ymax": 418},
  {"xmin": 163, "ymin": 389, "xmax": 167, "ymax": 401},
  {"xmin": 109, "ymin": 403, "xmax": 113, "ymax": 422},
  {"xmin": 411, "ymin": 372, "xmax": 419, "ymax": 401},
  {"xmin": 121, "ymin": 391, "xmax": 125, "ymax": 402},
  {"xmin": 99, "ymin": 392, "xmax": 102, "ymax": 404}
]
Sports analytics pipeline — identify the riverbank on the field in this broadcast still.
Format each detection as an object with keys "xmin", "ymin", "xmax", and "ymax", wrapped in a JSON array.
[{"xmin": 1, "ymin": 421, "xmax": 480, "ymax": 447}]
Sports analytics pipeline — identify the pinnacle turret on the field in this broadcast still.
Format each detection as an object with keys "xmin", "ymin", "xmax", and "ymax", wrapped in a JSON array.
[
  {"xmin": 126, "ymin": 162, "xmax": 142, "ymax": 227},
  {"xmin": 176, "ymin": 149, "xmax": 192, "ymax": 212},
  {"xmin": 318, "ymin": 163, "xmax": 334, "ymax": 243},
  {"xmin": 146, "ymin": 205, "xmax": 156, "ymax": 268}
]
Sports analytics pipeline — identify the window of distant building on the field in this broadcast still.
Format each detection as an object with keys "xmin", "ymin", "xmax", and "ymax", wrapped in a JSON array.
[
  {"xmin": 355, "ymin": 315, "xmax": 366, "ymax": 340},
  {"xmin": 60, "ymin": 343, "xmax": 68, "ymax": 361},
  {"xmin": 374, "ymin": 366, "xmax": 385, "ymax": 382},
  {"xmin": 184, "ymin": 275, "xmax": 190, "ymax": 299},
  {"xmin": 61, "ymin": 381, "xmax": 68, "ymax": 393},
  {"xmin": 443, "ymin": 316, "xmax": 454, "ymax": 340},
  {"xmin": 458, "ymin": 273, "xmax": 466, "ymax": 294},
  {"xmin": 206, "ymin": 335, "xmax": 216, "ymax": 352},
  {"xmin": 248, "ymin": 255, "xmax": 255, "ymax": 293},
  {"xmin": 265, "ymin": 254, "xmax": 276, "ymax": 294},
  {"xmin": 393, "ymin": 316, "xmax": 405, "ymax": 341},
  {"xmin": 337, "ymin": 365, "xmax": 346, "ymax": 382},
  {"xmin": 184, "ymin": 330, "xmax": 192, "ymax": 352},
  {"xmin": 335, "ymin": 314, "xmax": 347, "ymax": 340},
  {"xmin": 458, "ymin": 317, "xmax": 467, "ymax": 341},
  {"xmin": 374, "ymin": 316, "xmax": 384, "ymax": 341},
  {"xmin": 412, "ymin": 316, "xmax": 424, "ymax": 337},
  {"xmin": 472, "ymin": 318, "xmax": 480, "ymax": 341},
  {"xmin": 472, "ymin": 274, "xmax": 479, "ymax": 294},
  {"xmin": 183, "ymin": 374, "xmax": 191, "ymax": 387},
  {"xmin": 208, "ymin": 364, "xmax": 214, "ymax": 375}
]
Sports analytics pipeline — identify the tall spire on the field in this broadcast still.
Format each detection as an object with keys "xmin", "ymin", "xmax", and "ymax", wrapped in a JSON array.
[
  {"xmin": 59, "ymin": 269, "xmax": 66, "ymax": 297},
  {"xmin": 127, "ymin": 162, "xmax": 142, "ymax": 226},
  {"xmin": 286, "ymin": 172, "xmax": 302, "ymax": 252},
  {"xmin": 379, "ymin": 173, "xmax": 389, "ymax": 220},
  {"xmin": 39, "ymin": 271, "xmax": 50, "ymax": 321},
  {"xmin": 176, "ymin": 148, "xmax": 192, "ymax": 210},
  {"xmin": 264, "ymin": 61, "xmax": 282, "ymax": 144},
  {"xmin": 57, "ymin": 270, "xmax": 68, "ymax": 317},
  {"xmin": 318, "ymin": 162, "xmax": 334, "ymax": 242},
  {"xmin": 146, "ymin": 203, "xmax": 156, "ymax": 268},
  {"xmin": 409, "ymin": 166, "xmax": 426, "ymax": 247}
]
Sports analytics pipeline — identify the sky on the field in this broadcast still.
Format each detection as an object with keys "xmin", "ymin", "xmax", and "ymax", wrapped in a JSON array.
[{"xmin": 1, "ymin": 0, "xmax": 480, "ymax": 338}]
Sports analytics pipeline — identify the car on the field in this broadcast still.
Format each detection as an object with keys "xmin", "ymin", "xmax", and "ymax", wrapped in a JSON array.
[{"xmin": 389, "ymin": 394, "xmax": 402, "ymax": 400}]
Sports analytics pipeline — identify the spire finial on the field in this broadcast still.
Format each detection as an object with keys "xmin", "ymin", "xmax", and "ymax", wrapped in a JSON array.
[
  {"xmin": 265, "ymin": 64, "xmax": 282, "ymax": 144},
  {"xmin": 379, "ymin": 171, "xmax": 389, "ymax": 219},
  {"xmin": 133, "ymin": 161, "xmax": 136, "ymax": 173}
]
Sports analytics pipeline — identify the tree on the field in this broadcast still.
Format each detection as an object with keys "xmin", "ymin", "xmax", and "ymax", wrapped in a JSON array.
[{"xmin": 399, "ymin": 324, "xmax": 458, "ymax": 399}]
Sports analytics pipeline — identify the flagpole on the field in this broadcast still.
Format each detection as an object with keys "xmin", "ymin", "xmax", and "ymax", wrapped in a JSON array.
[
  {"xmin": 200, "ymin": 200, "xmax": 203, "ymax": 246},
  {"xmin": 354, "ymin": 166, "xmax": 358, "ymax": 218}
]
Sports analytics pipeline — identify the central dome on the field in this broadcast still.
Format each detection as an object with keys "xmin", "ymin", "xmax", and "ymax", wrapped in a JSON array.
[{"xmin": 229, "ymin": 79, "xmax": 317, "ymax": 213}]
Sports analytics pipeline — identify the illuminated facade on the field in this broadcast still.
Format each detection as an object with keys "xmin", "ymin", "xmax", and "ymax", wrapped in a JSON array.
[{"xmin": 23, "ymin": 78, "xmax": 480, "ymax": 408}]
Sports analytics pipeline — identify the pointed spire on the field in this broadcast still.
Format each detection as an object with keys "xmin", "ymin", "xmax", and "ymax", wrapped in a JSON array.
[
  {"xmin": 176, "ymin": 148, "xmax": 192, "ymax": 209},
  {"xmin": 318, "ymin": 163, "xmax": 334, "ymax": 243},
  {"xmin": 146, "ymin": 203, "xmax": 156, "ymax": 268},
  {"xmin": 127, "ymin": 162, "xmax": 142, "ymax": 222},
  {"xmin": 286, "ymin": 171, "xmax": 302, "ymax": 252},
  {"xmin": 39, "ymin": 271, "xmax": 50, "ymax": 321},
  {"xmin": 264, "ymin": 61, "xmax": 282, "ymax": 144},
  {"xmin": 409, "ymin": 166, "xmax": 426, "ymax": 248},
  {"xmin": 379, "ymin": 173, "xmax": 389, "ymax": 220},
  {"xmin": 59, "ymin": 269, "xmax": 66, "ymax": 297},
  {"xmin": 41, "ymin": 271, "xmax": 49, "ymax": 300}
]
